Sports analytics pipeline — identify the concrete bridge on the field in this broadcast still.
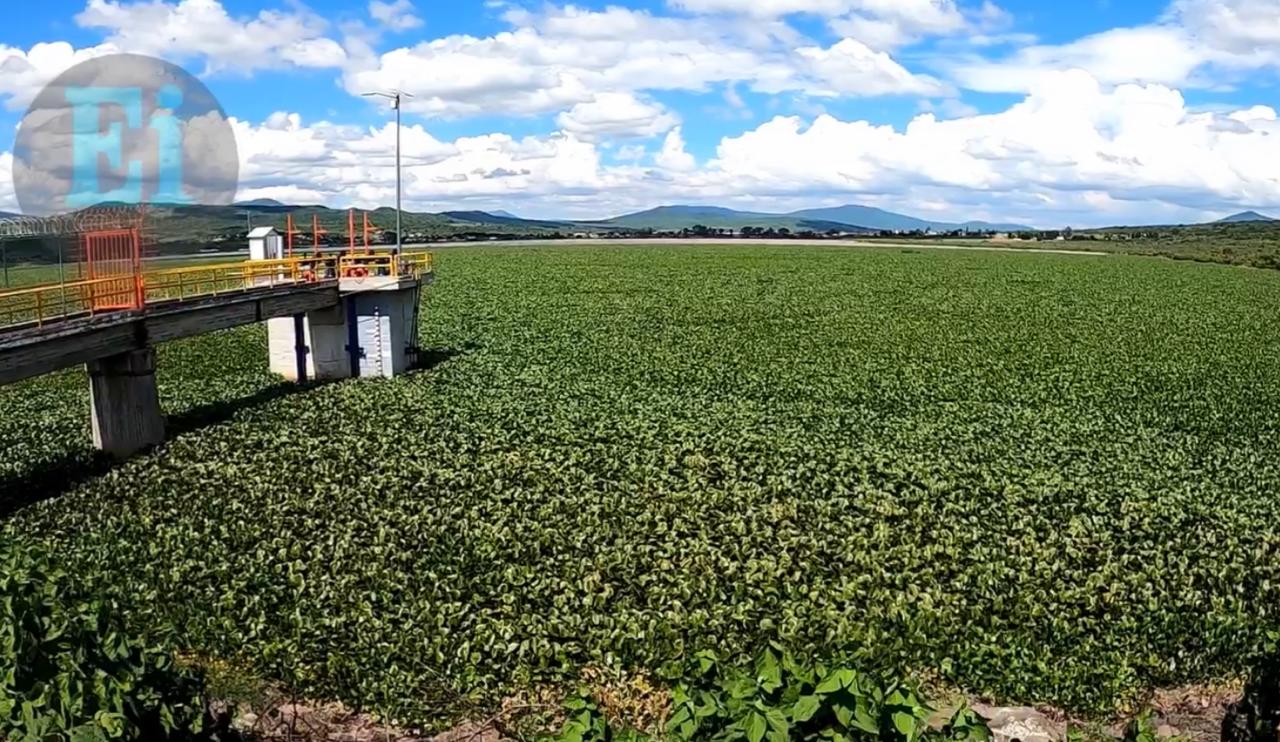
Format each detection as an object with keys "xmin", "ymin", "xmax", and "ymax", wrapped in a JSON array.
[{"xmin": 0, "ymin": 247, "xmax": 433, "ymax": 458}]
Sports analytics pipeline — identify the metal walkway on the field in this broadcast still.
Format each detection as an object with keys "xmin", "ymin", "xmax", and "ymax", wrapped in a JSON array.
[
  {"xmin": 0, "ymin": 250, "xmax": 433, "ymax": 385},
  {"xmin": 0, "ymin": 251, "xmax": 432, "ymax": 331}
]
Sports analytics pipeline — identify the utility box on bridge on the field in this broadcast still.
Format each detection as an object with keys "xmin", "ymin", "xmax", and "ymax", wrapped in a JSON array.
[{"xmin": 248, "ymin": 227, "xmax": 283, "ymax": 261}]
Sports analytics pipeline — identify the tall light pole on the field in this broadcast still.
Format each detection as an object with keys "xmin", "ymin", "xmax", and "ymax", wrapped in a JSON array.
[{"xmin": 362, "ymin": 89, "xmax": 414, "ymax": 251}]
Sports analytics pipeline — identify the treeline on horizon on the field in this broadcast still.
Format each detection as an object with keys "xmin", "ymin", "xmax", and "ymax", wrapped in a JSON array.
[{"xmin": 7, "ymin": 215, "xmax": 1280, "ymax": 274}]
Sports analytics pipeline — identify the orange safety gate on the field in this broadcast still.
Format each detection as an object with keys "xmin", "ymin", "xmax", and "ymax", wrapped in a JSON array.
[{"xmin": 82, "ymin": 228, "xmax": 143, "ymax": 311}]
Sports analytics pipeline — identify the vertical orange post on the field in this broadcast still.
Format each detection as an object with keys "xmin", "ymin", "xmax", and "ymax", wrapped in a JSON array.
[
  {"xmin": 362, "ymin": 213, "xmax": 377, "ymax": 254},
  {"xmin": 311, "ymin": 214, "xmax": 326, "ymax": 256},
  {"xmin": 131, "ymin": 228, "xmax": 144, "ymax": 309},
  {"xmin": 348, "ymin": 209, "xmax": 356, "ymax": 255},
  {"xmin": 285, "ymin": 214, "xmax": 296, "ymax": 258}
]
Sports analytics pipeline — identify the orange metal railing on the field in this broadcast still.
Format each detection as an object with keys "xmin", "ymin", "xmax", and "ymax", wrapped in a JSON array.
[{"xmin": 0, "ymin": 250, "xmax": 434, "ymax": 331}]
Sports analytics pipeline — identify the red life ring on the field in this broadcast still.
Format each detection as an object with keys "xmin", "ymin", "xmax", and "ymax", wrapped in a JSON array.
[
  {"xmin": 302, "ymin": 269, "xmax": 317, "ymax": 283},
  {"xmin": 350, "ymin": 267, "xmax": 369, "ymax": 279}
]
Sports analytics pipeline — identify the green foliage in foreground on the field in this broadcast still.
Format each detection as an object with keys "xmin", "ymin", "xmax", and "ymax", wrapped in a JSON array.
[
  {"xmin": 6, "ymin": 245, "xmax": 1280, "ymax": 726},
  {"xmin": 547, "ymin": 650, "xmax": 991, "ymax": 742},
  {"xmin": 1221, "ymin": 633, "xmax": 1280, "ymax": 742},
  {"xmin": 0, "ymin": 538, "xmax": 207, "ymax": 740}
]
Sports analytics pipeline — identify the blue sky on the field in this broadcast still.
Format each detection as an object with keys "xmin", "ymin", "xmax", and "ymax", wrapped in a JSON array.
[{"xmin": 1, "ymin": 0, "xmax": 1280, "ymax": 226}]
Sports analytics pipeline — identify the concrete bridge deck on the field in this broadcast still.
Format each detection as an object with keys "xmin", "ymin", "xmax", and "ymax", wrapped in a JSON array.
[
  {"xmin": 0, "ymin": 250, "xmax": 433, "ymax": 457},
  {"xmin": 0, "ymin": 281, "xmax": 340, "ymax": 385}
]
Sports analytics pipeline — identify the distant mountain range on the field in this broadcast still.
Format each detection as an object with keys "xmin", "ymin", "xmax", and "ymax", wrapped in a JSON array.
[
  {"xmin": 202, "ymin": 201, "xmax": 1039, "ymax": 236},
  {"xmin": 1, "ymin": 200, "xmax": 1036, "ymax": 240},
  {"xmin": 1217, "ymin": 211, "xmax": 1276, "ymax": 223},
  {"xmin": 14, "ymin": 202, "xmax": 1280, "ymax": 234},
  {"xmin": 583, "ymin": 204, "xmax": 1033, "ymax": 233},
  {"xmin": 442, "ymin": 210, "xmax": 574, "ymax": 230},
  {"xmin": 579, "ymin": 205, "xmax": 874, "ymax": 234},
  {"xmin": 233, "ymin": 198, "xmax": 291, "ymax": 209},
  {"xmin": 775, "ymin": 205, "xmax": 1030, "ymax": 233}
]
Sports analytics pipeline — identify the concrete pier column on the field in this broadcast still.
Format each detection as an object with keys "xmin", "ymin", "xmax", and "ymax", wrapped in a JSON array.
[
  {"xmin": 268, "ymin": 280, "xmax": 422, "ymax": 382},
  {"xmin": 350, "ymin": 285, "xmax": 421, "ymax": 378},
  {"xmin": 88, "ymin": 347, "xmax": 164, "ymax": 458},
  {"xmin": 307, "ymin": 304, "xmax": 355, "ymax": 380},
  {"xmin": 267, "ymin": 305, "xmax": 353, "ymax": 382}
]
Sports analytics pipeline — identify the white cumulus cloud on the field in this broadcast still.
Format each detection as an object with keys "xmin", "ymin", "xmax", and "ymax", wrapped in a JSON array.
[
  {"xmin": 342, "ymin": 4, "xmax": 945, "ymax": 119},
  {"xmin": 656, "ymin": 127, "xmax": 696, "ymax": 171},
  {"xmin": 1166, "ymin": 0, "xmax": 1280, "ymax": 57},
  {"xmin": 556, "ymin": 93, "xmax": 679, "ymax": 141},
  {"xmin": 796, "ymin": 39, "xmax": 948, "ymax": 96},
  {"xmin": 7, "ymin": 67, "xmax": 1280, "ymax": 228},
  {"xmin": 76, "ymin": 0, "xmax": 346, "ymax": 73},
  {"xmin": 671, "ymin": 0, "xmax": 997, "ymax": 50},
  {"xmin": 708, "ymin": 69, "xmax": 1280, "ymax": 221},
  {"xmin": 945, "ymin": 0, "xmax": 1280, "ymax": 94},
  {"xmin": 6, "ymin": 0, "xmax": 1279, "ymax": 230},
  {"xmin": 0, "ymin": 42, "xmax": 119, "ymax": 111},
  {"xmin": 949, "ymin": 26, "xmax": 1208, "ymax": 93},
  {"xmin": 369, "ymin": 0, "xmax": 423, "ymax": 32}
]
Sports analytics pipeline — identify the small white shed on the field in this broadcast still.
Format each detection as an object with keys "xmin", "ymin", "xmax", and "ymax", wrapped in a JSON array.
[{"xmin": 248, "ymin": 226, "xmax": 284, "ymax": 261}]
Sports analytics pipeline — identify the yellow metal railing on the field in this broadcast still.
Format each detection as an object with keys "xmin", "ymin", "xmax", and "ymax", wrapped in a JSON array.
[
  {"xmin": 337, "ymin": 251, "xmax": 433, "ymax": 280},
  {"xmin": 401, "ymin": 251, "xmax": 434, "ymax": 277},
  {"xmin": 141, "ymin": 257, "xmax": 338, "ymax": 303},
  {"xmin": 0, "ymin": 249, "xmax": 434, "ymax": 331},
  {"xmin": 0, "ymin": 276, "xmax": 143, "ymax": 329}
]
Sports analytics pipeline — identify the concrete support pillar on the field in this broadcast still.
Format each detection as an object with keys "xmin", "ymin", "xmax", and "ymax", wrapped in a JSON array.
[
  {"xmin": 268, "ymin": 305, "xmax": 353, "ymax": 382},
  {"xmin": 267, "ymin": 317, "xmax": 305, "ymax": 381},
  {"xmin": 308, "ymin": 304, "xmax": 355, "ymax": 380},
  {"xmin": 350, "ymin": 285, "xmax": 421, "ymax": 378},
  {"xmin": 267, "ymin": 280, "xmax": 422, "ymax": 382},
  {"xmin": 88, "ymin": 348, "xmax": 164, "ymax": 459}
]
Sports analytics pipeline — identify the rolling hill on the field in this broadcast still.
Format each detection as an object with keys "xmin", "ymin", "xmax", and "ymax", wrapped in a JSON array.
[
  {"xmin": 1217, "ymin": 211, "xmax": 1275, "ymax": 223},
  {"xmin": 1, "ymin": 201, "xmax": 1035, "ymax": 256},
  {"xmin": 790, "ymin": 205, "xmax": 1032, "ymax": 232},
  {"xmin": 586, "ymin": 205, "xmax": 874, "ymax": 233},
  {"xmin": 143, "ymin": 203, "xmax": 459, "ymax": 243},
  {"xmin": 442, "ymin": 210, "xmax": 574, "ymax": 230},
  {"xmin": 233, "ymin": 198, "xmax": 289, "ymax": 208},
  {"xmin": 593, "ymin": 204, "xmax": 1033, "ymax": 233}
]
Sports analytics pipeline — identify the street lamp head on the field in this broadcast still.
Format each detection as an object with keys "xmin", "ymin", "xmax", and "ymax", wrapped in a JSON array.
[{"xmin": 361, "ymin": 90, "xmax": 415, "ymax": 109}]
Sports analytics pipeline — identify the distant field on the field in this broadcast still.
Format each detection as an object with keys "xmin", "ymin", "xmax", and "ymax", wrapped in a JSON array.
[
  {"xmin": 1, "ymin": 263, "xmax": 76, "ymax": 289},
  {"xmin": 4, "ymin": 244, "xmax": 1280, "ymax": 726},
  {"xmin": 1074, "ymin": 221, "xmax": 1280, "ymax": 268}
]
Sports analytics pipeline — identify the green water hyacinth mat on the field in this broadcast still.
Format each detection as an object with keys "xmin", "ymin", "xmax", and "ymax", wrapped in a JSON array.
[{"xmin": 4, "ymin": 244, "xmax": 1280, "ymax": 726}]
